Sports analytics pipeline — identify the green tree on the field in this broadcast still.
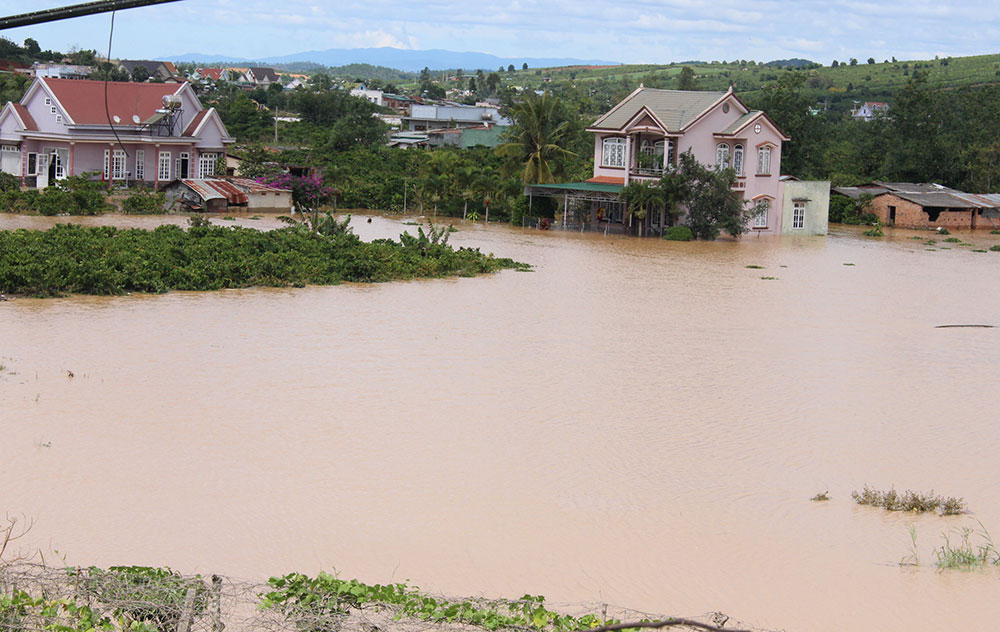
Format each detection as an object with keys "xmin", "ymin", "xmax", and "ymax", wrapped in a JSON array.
[
  {"xmin": 676, "ymin": 151, "xmax": 753, "ymax": 240},
  {"xmin": 747, "ymin": 73, "xmax": 825, "ymax": 177},
  {"xmin": 130, "ymin": 65, "xmax": 150, "ymax": 82},
  {"xmin": 496, "ymin": 92, "xmax": 578, "ymax": 184},
  {"xmin": 677, "ymin": 66, "xmax": 698, "ymax": 90}
]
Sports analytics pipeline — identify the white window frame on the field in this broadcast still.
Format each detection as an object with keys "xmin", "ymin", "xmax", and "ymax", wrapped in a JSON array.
[
  {"xmin": 1, "ymin": 144, "xmax": 18, "ymax": 153},
  {"xmin": 792, "ymin": 201, "xmax": 805, "ymax": 229},
  {"xmin": 716, "ymin": 143, "xmax": 730, "ymax": 169},
  {"xmin": 53, "ymin": 149, "xmax": 67, "ymax": 180},
  {"xmin": 103, "ymin": 149, "xmax": 110, "ymax": 180},
  {"xmin": 55, "ymin": 115, "xmax": 62, "ymax": 123},
  {"xmin": 27, "ymin": 152, "xmax": 38, "ymax": 176},
  {"xmin": 158, "ymin": 151, "xmax": 171, "ymax": 181},
  {"xmin": 50, "ymin": 106, "xmax": 56, "ymax": 114},
  {"xmin": 135, "ymin": 150, "xmax": 145, "ymax": 181},
  {"xmin": 112, "ymin": 150, "xmax": 126, "ymax": 180},
  {"xmin": 602, "ymin": 137, "xmax": 626, "ymax": 168},
  {"xmin": 198, "ymin": 152, "xmax": 216, "ymax": 178},
  {"xmin": 733, "ymin": 144, "xmax": 744, "ymax": 176},
  {"xmin": 44, "ymin": 97, "xmax": 51, "ymax": 106},
  {"xmin": 753, "ymin": 199, "xmax": 769, "ymax": 228},
  {"xmin": 757, "ymin": 145, "xmax": 772, "ymax": 175}
]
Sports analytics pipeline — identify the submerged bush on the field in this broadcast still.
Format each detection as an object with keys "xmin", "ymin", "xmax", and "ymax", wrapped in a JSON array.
[
  {"xmin": 0, "ymin": 223, "xmax": 529, "ymax": 297},
  {"xmin": 663, "ymin": 225, "xmax": 693, "ymax": 241},
  {"xmin": 852, "ymin": 485, "xmax": 965, "ymax": 515}
]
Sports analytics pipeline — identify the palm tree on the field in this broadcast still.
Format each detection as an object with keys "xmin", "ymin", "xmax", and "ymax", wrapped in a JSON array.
[{"xmin": 496, "ymin": 92, "xmax": 578, "ymax": 184}]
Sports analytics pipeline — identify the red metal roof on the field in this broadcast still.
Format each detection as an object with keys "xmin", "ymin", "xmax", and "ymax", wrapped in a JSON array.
[
  {"xmin": 40, "ymin": 78, "xmax": 185, "ymax": 125},
  {"xmin": 198, "ymin": 68, "xmax": 225, "ymax": 80},
  {"xmin": 179, "ymin": 179, "xmax": 248, "ymax": 204},
  {"xmin": 227, "ymin": 177, "xmax": 291, "ymax": 194},
  {"xmin": 12, "ymin": 103, "xmax": 37, "ymax": 130},
  {"xmin": 182, "ymin": 110, "xmax": 207, "ymax": 136}
]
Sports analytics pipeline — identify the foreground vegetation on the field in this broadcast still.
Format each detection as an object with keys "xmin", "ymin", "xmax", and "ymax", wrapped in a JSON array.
[
  {"xmin": 0, "ymin": 562, "xmax": 737, "ymax": 632},
  {"xmin": 0, "ymin": 222, "xmax": 528, "ymax": 297}
]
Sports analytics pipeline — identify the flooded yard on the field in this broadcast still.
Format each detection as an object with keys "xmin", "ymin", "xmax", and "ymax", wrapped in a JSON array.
[{"xmin": 2, "ymin": 213, "xmax": 999, "ymax": 631}]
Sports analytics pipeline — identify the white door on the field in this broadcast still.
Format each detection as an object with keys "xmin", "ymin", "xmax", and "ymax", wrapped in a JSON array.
[{"xmin": 36, "ymin": 154, "xmax": 49, "ymax": 188}]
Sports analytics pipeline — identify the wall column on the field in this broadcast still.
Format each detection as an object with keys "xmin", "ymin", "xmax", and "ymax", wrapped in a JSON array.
[
  {"xmin": 68, "ymin": 142, "xmax": 75, "ymax": 177},
  {"xmin": 624, "ymin": 135, "xmax": 631, "ymax": 185}
]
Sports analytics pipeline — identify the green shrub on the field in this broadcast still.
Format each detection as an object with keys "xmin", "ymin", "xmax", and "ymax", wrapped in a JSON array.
[
  {"xmin": 36, "ymin": 187, "xmax": 80, "ymax": 216},
  {"xmin": 57, "ymin": 175, "xmax": 111, "ymax": 215},
  {"xmin": 937, "ymin": 228, "xmax": 951, "ymax": 235},
  {"xmin": 0, "ymin": 223, "xmax": 529, "ymax": 297},
  {"xmin": 664, "ymin": 225, "xmax": 693, "ymax": 241},
  {"xmin": 121, "ymin": 188, "xmax": 167, "ymax": 214},
  {"xmin": 990, "ymin": 245, "xmax": 1000, "ymax": 252},
  {"xmin": 852, "ymin": 485, "xmax": 965, "ymax": 515},
  {"xmin": 828, "ymin": 196, "xmax": 853, "ymax": 223},
  {"xmin": 0, "ymin": 171, "xmax": 19, "ymax": 192}
]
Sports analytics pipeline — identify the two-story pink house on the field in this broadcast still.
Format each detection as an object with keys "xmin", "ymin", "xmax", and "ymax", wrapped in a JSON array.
[
  {"xmin": 527, "ymin": 86, "xmax": 792, "ymax": 235},
  {"xmin": 0, "ymin": 77, "xmax": 233, "ymax": 188},
  {"xmin": 590, "ymin": 85, "xmax": 788, "ymax": 233}
]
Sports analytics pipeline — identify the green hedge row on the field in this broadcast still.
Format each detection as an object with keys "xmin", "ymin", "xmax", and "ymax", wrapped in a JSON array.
[{"xmin": 0, "ymin": 223, "xmax": 529, "ymax": 296}]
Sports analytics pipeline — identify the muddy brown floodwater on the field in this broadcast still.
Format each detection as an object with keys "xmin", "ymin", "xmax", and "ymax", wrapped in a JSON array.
[{"xmin": 2, "ymin": 213, "xmax": 1000, "ymax": 632}]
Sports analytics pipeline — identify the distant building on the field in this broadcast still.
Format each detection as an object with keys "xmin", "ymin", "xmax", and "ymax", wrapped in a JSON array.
[
  {"xmin": 243, "ymin": 67, "xmax": 279, "ymax": 87},
  {"xmin": 833, "ymin": 181, "xmax": 1000, "ymax": 229},
  {"xmin": 31, "ymin": 63, "xmax": 94, "ymax": 80},
  {"xmin": 118, "ymin": 60, "xmax": 180, "ymax": 82},
  {"xmin": 852, "ymin": 101, "xmax": 889, "ymax": 122},
  {"xmin": 350, "ymin": 87, "xmax": 383, "ymax": 106},
  {"xmin": 195, "ymin": 68, "xmax": 230, "ymax": 82},
  {"xmin": 403, "ymin": 104, "xmax": 510, "ymax": 131}
]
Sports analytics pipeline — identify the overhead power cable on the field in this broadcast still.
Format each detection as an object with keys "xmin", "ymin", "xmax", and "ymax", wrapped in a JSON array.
[{"xmin": 0, "ymin": 0, "xmax": 182, "ymax": 30}]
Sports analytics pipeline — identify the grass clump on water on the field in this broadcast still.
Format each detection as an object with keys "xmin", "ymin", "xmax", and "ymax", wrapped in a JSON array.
[
  {"xmin": 852, "ymin": 485, "xmax": 966, "ymax": 515},
  {"xmin": 935, "ymin": 522, "xmax": 1000, "ymax": 569},
  {"xmin": 811, "ymin": 491, "xmax": 830, "ymax": 501},
  {"xmin": 0, "ymin": 223, "xmax": 529, "ymax": 297}
]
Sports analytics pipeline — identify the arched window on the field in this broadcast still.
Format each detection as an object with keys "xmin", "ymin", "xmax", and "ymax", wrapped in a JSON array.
[
  {"xmin": 602, "ymin": 137, "xmax": 626, "ymax": 167},
  {"xmin": 640, "ymin": 139, "xmax": 667, "ymax": 173},
  {"xmin": 757, "ymin": 145, "xmax": 771, "ymax": 175},
  {"xmin": 733, "ymin": 144, "xmax": 744, "ymax": 175},
  {"xmin": 716, "ymin": 143, "xmax": 730, "ymax": 169}
]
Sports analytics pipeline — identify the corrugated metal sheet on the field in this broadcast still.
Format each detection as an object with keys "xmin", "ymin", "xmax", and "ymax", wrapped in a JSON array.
[
  {"xmin": 227, "ymin": 177, "xmax": 289, "ymax": 194},
  {"xmin": 180, "ymin": 179, "xmax": 248, "ymax": 204}
]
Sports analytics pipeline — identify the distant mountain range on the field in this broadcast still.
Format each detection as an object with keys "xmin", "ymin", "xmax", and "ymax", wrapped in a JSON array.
[{"xmin": 165, "ymin": 47, "xmax": 620, "ymax": 72}]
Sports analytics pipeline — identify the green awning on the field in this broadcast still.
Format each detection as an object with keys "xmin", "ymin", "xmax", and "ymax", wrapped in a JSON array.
[{"xmin": 528, "ymin": 181, "xmax": 623, "ymax": 194}]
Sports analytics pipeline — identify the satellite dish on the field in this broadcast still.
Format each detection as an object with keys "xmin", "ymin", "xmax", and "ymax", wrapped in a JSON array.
[
  {"xmin": 112, "ymin": 115, "xmax": 120, "ymax": 123},
  {"xmin": 132, "ymin": 115, "xmax": 140, "ymax": 124}
]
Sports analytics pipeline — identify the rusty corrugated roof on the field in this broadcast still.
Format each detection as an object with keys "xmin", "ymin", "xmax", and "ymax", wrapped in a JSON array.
[{"xmin": 179, "ymin": 179, "xmax": 248, "ymax": 204}]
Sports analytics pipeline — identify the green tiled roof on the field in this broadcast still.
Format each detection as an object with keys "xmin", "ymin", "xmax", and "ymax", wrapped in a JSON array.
[
  {"xmin": 719, "ymin": 111, "xmax": 761, "ymax": 135},
  {"xmin": 591, "ymin": 88, "xmax": 728, "ymax": 132}
]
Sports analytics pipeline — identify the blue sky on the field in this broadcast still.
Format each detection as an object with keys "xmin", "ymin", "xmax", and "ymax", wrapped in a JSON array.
[{"xmin": 1, "ymin": 0, "xmax": 998, "ymax": 65}]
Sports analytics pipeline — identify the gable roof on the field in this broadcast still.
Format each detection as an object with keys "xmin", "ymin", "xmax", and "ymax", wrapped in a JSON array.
[
  {"xmin": 716, "ymin": 110, "xmax": 791, "ymax": 141},
  {"xmin": 119, "ymin": 60, "xmax": 165, "ymax": 75},
  {"xmin": 182, "ymin": 110, "xmax": 208, "ymax": 136},
  {"xmin": 198, "ymin": 68, "xmax": 226, "ymax": 81},
  {"xmin": 35, "ymin": 78, "xmax": 190, "ymax": 126},
  {"xmin": 11, "ymin": 103, "xmax": 37, "ymax": 130},
  {"xmin": 590, "ymin": 87, "xmax": 731, "ymax": 132},
  {"xmin": 248, "ymin": 67, "xmax": 279, "ymax": 82}
]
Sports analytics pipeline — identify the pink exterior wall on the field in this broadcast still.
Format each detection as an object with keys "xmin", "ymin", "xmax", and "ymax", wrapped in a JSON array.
[{"xmin": 23, "ymin": 87, "xmax": 68, "ymax": 134}]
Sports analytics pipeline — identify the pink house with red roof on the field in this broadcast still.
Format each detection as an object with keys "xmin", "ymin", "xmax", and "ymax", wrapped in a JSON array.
[{"xmin": 0, "ymin": 77, "xmax": 233, "ymax": 188}]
